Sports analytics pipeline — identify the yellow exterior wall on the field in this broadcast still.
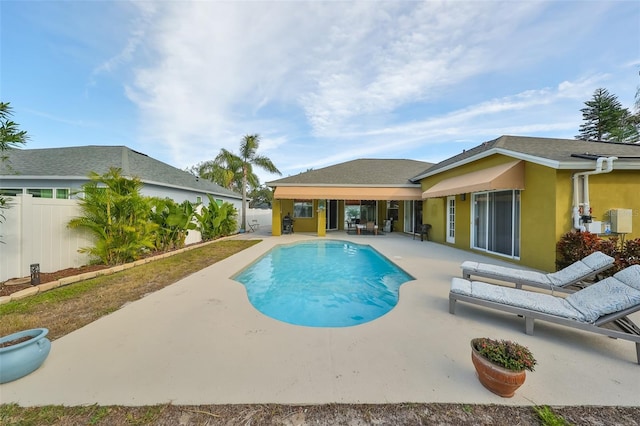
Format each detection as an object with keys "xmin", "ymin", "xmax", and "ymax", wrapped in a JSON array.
[
  {"xmin": 422, "ymin": 154, "xmax": 516, "ymax": 246},
  {"xmin": 585, "ymin": 170, "xmax": 640, "ymax": 240},
  {"xmin": 272, "ymin": 199, "xmax": 282, "ymax": 236},
  {"xmin": 291, "ymin": 199, "xmax": 318, "ymax": 233},
  {"xmin": 421, "ymin": 155, "xmax": 640, "ymax": 272},
  {"xmin": 425, "ymin": 197, "xmax": 445, "ymax": 241},
  {"xmin": 421, "ymin": 155, "xmax": 559, "ymax": 271},
  {"xmin": 454, "ymin": 194, "xmax": 471, "ymax": 248},
  {"xmin": 519, "ymin": 163, "xmax": 558, "ymax": 271},
  {"xmin": 554, "ymin": 170, "xmax": 574, "ymax": 236}
]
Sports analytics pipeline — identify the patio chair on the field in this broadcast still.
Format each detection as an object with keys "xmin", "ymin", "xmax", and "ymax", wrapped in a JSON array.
[
  {"xmin": 412, "ymin": 224, "xmax": 431, "ymax": 241},
  {"xmin": 449, "ymin": 265, "xmax": 640, "ymax": 364},
  {"xmin": 365, "ymin": 221, "xmax": 378, "ymax": 235},
  {"xmin": 461, "ymin": 251, "xmax": 614, "ymax": 293}
]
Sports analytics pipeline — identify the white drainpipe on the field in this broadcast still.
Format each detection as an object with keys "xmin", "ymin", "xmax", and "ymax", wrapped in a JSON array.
[{"xmin": 572, "ymin": 156, "xmax": 617, "ymax": 230}]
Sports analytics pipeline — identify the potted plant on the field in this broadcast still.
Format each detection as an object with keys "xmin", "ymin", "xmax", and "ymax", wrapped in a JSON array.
[
  {"xmin": 470, "ymin": 337, "xmax": 537, "ymax": 398},
  {"xmin": 0, "ymin": 328, "xmax": 51, "ymax": 383}
]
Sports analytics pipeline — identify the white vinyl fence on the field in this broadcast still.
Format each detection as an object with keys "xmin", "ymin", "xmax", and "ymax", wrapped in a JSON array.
[
  {"xmin": 0, "ymin": 195, "xmax": 93, "ymax": 282},
  {"xmin": 243, "ymin": 208, "xmax": 272, "ymax": 233},
  {"xmin": 0, "ymin": 195, "xmax": 273, "ymax": 282}
]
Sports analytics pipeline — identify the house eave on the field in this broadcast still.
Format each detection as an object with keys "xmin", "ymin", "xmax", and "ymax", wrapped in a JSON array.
[
  {"xmin": 0, "ymin": 175, "xmax": 243, "ymax": 200},
  {"xmin": 410, "ymin": 148, "xmax": 640, "ymax": 181},
  {"xmin": 266, "ymin": 182, "xmax": 421, "ymax": 188}
]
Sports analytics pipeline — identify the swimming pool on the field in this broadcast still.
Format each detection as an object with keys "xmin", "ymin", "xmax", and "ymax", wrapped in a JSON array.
[{"xmin": 232, "ymin": 240, "xmax": 414, "ymax": 327}]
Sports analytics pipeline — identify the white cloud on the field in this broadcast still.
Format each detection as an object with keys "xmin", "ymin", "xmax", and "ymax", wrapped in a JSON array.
[{"xmin": 117, "ymin": 0, "xmax": 637, "ymax": 178}]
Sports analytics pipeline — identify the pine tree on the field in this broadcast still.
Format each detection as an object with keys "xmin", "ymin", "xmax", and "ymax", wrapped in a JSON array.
[{"xmin": 576, "ymin": 88, "xmax": 639, "ymax": 143}]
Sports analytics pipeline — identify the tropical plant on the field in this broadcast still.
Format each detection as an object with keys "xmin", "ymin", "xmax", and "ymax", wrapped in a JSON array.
[
  {"xmin": 187, "ymin": 135, "xmax": 280, "ymax": 231},
  {"xmin": 556, "ymin": 230, "xmax": 640, "ymax": 276},
  {"xmin": 148, "ymin": 198, "xmax": 197, "ymax": 251},
  {"xmin": 0, "ymin": 102, "xmax": 28, "ymax": 155},
  {"xmin": 0, "ymin": 102, "xmax": 29, "ymax": 226},
  {"xmin": 68, "ymin": 168, "xmax": 157, "ymax": 265},
  {"xmin": 556, "ymin": 230, "xmax": 618, "ymax": 270},
  {"xmin": 189, "ymin": 151, "xmax": 246, "ymax": 192},
  {"xmin": 195, "ymin": 195, "xmax": 238, "ymax": 240},
  {"xmin": 247, "ymin": 185, "xmax": 274, "ymax": 208},
  {"xmin": 472, "ymin": 338, "xmax": 537, "ymax": 372},
  {"xmin": 237, "ymin": 134, "xmax": 281, "ymax": 231}
]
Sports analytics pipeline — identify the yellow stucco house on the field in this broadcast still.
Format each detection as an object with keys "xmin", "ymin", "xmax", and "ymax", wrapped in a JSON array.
[
  {"xmin": 267, "ymin": 159, "xmax": 433, "ymax": 237},
  {"xmin": 268, "ymin": 136, "xmax": 640, "ymax": 272}
]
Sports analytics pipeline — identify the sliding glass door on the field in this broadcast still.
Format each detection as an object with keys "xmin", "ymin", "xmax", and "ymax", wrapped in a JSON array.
[
  {"xmin": 403, "ymin": 200, "xmax": 423, "ymax": 234},
  {"xmin": 472, "ymin": 190, "xmax": 520, "ymax": 258}
]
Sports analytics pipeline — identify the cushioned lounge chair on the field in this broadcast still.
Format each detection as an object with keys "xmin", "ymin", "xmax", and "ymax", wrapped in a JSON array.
[
  {"xmin": 461, "ymin": 251, "xmax": 615, "ymax": 293},
  {"xmin": 449, "ymin": 265, "xmax": 640, "ymax": 364}
]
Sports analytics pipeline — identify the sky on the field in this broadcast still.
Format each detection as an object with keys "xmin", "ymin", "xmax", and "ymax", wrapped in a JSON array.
[{"xmin": 2, "ymin": 0, "xmax": 639, "ymax": 184}]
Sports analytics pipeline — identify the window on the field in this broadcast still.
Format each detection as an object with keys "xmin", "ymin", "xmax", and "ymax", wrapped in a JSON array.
[
  {"xmin": 343, "ymin": 200, "xmax": 379, "ymax": 227},
  {"xmin": 293, "ymin": 200, "xmax": 313, "ymax": 218},
  {"xmin": 0, "ymin": 188, "xmax": 22, "ymax": 196},
  {"xmin": 344, "ymin": 200, "xmax": 361, "ymax": 225},
  {"xmin": 359, "ymin": 200, "xmax": 376, "ymax": 223},
  {"xmin": 56, "ymin": 189, "xmax": 70, "ymax": 199},
  {"xmin": 386, "ymin": 200, "xmax": 399, "ymax": 221},
  {"xmin": 27, "ymin": 188, "xmax": 53, "ymax": 198},
  {"xmin": 196, "ymin": 196, "xmax": 202, "ymax": 204},
  {"xmin": 472, "ymin": 190, "xmax": 520, "ymax": 258},
  {"xmin": 446, "ymin": 196, "xmax": 455, "ymax": 244}
]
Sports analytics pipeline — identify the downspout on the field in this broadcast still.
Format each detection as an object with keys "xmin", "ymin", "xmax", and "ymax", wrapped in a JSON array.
[{"xmin": 572, "ymin": 156, "xmax": 617, "ymax": 230}]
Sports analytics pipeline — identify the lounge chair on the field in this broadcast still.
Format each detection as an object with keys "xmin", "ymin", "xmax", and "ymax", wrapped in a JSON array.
[
  {"xmin": 461, "ymin": 251, "xmax": 614, "ymax": 293},
  {"xmin": 449, "ymin": 265, "xmax": 640, "ymax": 364}
]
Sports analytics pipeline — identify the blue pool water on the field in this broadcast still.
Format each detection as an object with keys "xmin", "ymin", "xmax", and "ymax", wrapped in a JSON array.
[{"xmin": 232, "ymin": 240, "xmax": 414, "ymax": 327}]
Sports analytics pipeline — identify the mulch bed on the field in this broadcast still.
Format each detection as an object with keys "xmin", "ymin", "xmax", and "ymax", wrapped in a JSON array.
[{"xmin": 0, "ymin": 265, "xmax": 110, "ymax": 297}]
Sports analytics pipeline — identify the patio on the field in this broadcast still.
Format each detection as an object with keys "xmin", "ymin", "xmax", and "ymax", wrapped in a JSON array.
[{"xmin": 1, "ymin": 229, "xmax": 639, "ymax": 406}]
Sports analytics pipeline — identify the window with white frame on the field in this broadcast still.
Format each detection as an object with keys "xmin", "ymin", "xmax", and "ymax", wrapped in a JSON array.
[
  {"xmin": 27, "ymin": 188, "xmax": 54, "ymax": 198},
  {"xmin": 293, "ymin": 199, "xmax": 313, "ymax": 218},
  {"xmin": 472, "ymin": 190, "xmax": 520, "ymax": 258},
  {"xmin": 24, "ymin": 188, "xmax": 70, "ymax": 199},
  {"xmin": 56, "ymin": 189, "xmax": 70, "ymax": 199}
]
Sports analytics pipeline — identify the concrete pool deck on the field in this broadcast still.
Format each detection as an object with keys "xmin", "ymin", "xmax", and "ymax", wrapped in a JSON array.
[{"xmin": 2, "ymin": 230, "xmax": 639, "ymax": 406}]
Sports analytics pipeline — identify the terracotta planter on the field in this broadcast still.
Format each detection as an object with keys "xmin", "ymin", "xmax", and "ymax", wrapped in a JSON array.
[
  {"xmin": 0, "ymin": 328, "xmax": 51, "ymax": 384},
  {"xmin": 470, "ymin": 339, "xmax": 526, "ymax": 398}
]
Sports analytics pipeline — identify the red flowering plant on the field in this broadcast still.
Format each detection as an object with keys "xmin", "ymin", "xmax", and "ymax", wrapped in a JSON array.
[{"xmin": 473, "ymin": 338, "xmax": 537, "ymax": 372}]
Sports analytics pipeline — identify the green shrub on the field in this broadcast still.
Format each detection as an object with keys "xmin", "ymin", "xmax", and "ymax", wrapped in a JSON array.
[
  {"xmin": 556, "ymin": 230, "xmax": 640, "ymax": 276},
  {"xmin": 68, "ymin": 168, "xmax": 157, "ymax": 265}
]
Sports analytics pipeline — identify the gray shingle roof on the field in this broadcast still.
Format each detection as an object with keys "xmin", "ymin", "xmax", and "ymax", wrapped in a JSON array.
[
  {"xmin": 412, "ymin": 135, "xmax": 640, "ymax": 180},
  {"xmin": 267, "ymin": 159, "xmax": 434, "ymax": 187},
  {"xmin": 0, "ymin": 146, "xmax": 242, "ymax": 199}
]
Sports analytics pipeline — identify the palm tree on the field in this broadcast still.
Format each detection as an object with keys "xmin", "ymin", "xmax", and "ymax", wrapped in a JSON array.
[
  {"xmin": 1, "ymin": 102, "xmax": 29, "ymax": 225},
  {"xmin": 212, "ymin": 148, "xmax": 246, "ymax": 191},
  {"xmin": 237, "ymin": 134, "xmax": 281, "ymax": 231},
  {"xmin": 68, "ymin": 167, "xmax": 157, "ymax": 264}
]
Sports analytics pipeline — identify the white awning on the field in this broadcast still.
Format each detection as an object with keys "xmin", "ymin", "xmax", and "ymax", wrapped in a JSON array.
[{"xmin": 422, "ymin": 161, "xmax": 524, "ymax": 198}]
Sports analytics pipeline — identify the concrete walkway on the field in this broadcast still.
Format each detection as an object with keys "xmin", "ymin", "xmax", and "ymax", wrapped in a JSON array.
[{"xmin": 2, "ymin": 230, "xmax": 639, "ymax": 406}]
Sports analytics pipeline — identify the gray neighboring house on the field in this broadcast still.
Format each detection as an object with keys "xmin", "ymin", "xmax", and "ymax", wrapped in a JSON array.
[
  {"xmin": 0, "ymin": 145, "xmax": 242, "ymax": 206},
  {"xmin": 0, "ymin": 146, "xmax": 244, "ymax": 282}
]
